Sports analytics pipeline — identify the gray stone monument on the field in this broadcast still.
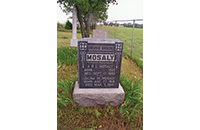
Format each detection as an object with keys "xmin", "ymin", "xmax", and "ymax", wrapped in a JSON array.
[
  {"xmin": 70, "ymin": 7, "xmax": 78, "ymax": 47},
  {"xmin": 73, "ymin": 38, "xmax": 125, "ymax": 107},
  {"xmin": 92, "ymin": 29, "xmax": 108, "ymax": 39}
]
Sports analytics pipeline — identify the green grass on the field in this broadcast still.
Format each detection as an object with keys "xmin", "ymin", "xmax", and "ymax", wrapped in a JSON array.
[
  {"xmin": 57, "ymin": 75, "xmax": 143, "ymax": 129},
  {"xmin": 57, "ymin": 28, "xmax": 92, "ymax": 34},
  {"xmin": 57, "ymin": 27, "xmax": 143, "ymax": 129},
  {"xmin": 57, "ymin": 31, "xmax": 82, "ymax": 47},
  {"xmin": 98, "ymin": 26, "xmax": 143, "ymax": 69},
  {"xmin": 119, "ymin": 74, "xmax": 143, "ymax": 121},
  {"xmin": 57, "ymin": 29, "xmax": 92, "ymax": 48},
  {"xmin": 57, "ymin": 28, "xmax": 72, "ymax": 32},
  {"xmin": 58, "ymin": 36, "xmax": 68, "ymax": 39},
  {"xmin": 57, "ymin": 47, "xmax": 77, "ymax": 66}
]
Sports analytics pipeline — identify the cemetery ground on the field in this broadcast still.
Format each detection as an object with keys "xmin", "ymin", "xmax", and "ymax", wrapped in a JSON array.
[{"xmin": 57, "ymin": 27, "xmax": 143, "ymax": 129}]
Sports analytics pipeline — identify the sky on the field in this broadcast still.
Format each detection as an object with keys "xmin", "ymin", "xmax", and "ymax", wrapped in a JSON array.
[{"xmin": 57, "ymin": 0, "xmax": 143, "ymax": 24}]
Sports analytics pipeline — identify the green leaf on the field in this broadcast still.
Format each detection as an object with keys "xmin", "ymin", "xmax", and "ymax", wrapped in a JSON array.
[
  {"xmin": 110, "ymin": 109, "xmax": 114, "ymax": 115},
  {"xmin": 94, "ymin": 110, "xmax": 101, "ymax": 118},
  {"xmin": 58, "ymin": 98, "xmax": 67, "ymax": 106},
  {"xmin": 119, "ymin": 106, "xmax": 125, "ymax": 115}
]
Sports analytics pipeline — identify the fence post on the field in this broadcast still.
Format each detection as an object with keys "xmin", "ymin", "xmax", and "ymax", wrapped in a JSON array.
[
  {"xmin": 131, "ymin": 20, "xmax": 135, "ymax": 56},
  {"xmin": 107, "ymin": 23, "xmax": 109, "ymax": 37},
  {"xmin": 115, "ymin": 21, "xmax": 117, "ymax": 38}
]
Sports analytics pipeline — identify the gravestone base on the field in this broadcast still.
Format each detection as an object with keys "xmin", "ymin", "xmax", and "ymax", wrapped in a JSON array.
[
  {"xmin": 70, "ymin": 39, "xmax": 78, "ymax": 47},
  {"xmin": 73, "ymin": 81, "xmax": 125, "ymax": 107}
]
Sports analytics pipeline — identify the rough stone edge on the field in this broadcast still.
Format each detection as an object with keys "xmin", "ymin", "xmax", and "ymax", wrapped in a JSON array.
[{"xmin": 73, "ymin": 81, "xmax": 125, "ymax": 107}]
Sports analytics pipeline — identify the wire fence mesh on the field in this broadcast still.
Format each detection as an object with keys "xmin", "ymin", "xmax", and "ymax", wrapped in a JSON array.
[{"xmin": 96, "ymin": 22, "xmax": 143, "ymax": 68}]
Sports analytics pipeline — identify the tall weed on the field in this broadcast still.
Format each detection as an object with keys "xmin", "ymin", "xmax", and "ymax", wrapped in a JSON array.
[
  {"xmin": 57, "ymin": 76, "xmax": 78, "ymax": 107},
  {"xmin": 119, "ymin": 74, "xmax": 143, "ymax": 120}
]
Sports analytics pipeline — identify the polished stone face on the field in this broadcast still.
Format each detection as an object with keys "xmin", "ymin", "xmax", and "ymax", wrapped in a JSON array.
[{"xmin": 78, "ymin": 38, "xmax": 123, "ymax": 88}]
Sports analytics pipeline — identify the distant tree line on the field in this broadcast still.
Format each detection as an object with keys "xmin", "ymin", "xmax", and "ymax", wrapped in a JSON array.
[
  {"xmin": 103, "ymin": 22, "xmax": 143, "ymax": 28},
  {"xmin": 57, "ymin": 20, "xmax": 72, "ymax": 29},
  {"xmin": 57, "ymin": 20, "xmax": 143, "ymax": 31},
  {"xmin": 122, "ymin": 23, "xmax": 143, "ymax": 28}
]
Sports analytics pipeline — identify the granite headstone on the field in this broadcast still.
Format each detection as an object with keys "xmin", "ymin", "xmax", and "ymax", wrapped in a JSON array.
[
  {"xmin": 78, "ymin": 38, "xmax": 123, "ymax": 88},
  {"xmin": 92, "ymin": 29, "xmax": 108, "ymax": 39},
  {"xmin": 73, "ymin": 38, "xmax": 125, "ymax": 107}
]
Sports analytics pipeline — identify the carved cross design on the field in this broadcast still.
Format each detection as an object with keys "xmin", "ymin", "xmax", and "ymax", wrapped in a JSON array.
[
  {"xmin": 80, "ymin": 42, "xmax": 87, "ymax": 50},
  {"xmin": 115, "ymin": 44, "xmax": 122, "ymax": 51}
]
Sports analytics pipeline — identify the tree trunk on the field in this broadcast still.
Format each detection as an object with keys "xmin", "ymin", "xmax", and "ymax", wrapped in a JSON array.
[
  {"xmin": 83, "ymin": 18, "xmax": 87, "ymax": 37},
  {"xmin": 85, "ymin": 13, "xmax": 92, "ymax": 37},
  {"xmin": 76, "ymin": 6, "xmax": 85, "ymax": 38}
]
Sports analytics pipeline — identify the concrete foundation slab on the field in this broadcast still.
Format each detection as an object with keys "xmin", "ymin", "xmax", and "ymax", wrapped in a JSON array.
[{"xmin": 73, "ymin": 81, "xmax": 125, "ymax": 107}]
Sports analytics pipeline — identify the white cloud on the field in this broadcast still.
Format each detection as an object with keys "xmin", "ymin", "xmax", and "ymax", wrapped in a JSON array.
[
  {"xmin": 107, "ymin": 0, "xmax": 143, "ymax": 23},
  {"xmin": 57, "ymin": 4, "xmax": 72, "ymax": 24}
]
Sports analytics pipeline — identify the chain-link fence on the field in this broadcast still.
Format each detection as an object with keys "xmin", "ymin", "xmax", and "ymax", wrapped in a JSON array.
[{"xmin": 96, "ymin": 19, "xmax": 143, "ymax": 68}]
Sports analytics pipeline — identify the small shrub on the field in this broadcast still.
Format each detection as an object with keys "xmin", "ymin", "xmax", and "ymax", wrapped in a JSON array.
[
  {"xmin": 57, "ymin": 22, "xmax": 61, "ymax": 28},
  {"xmin": 65, "ymin": 20, "xmax": 72, "ymax": 30}
]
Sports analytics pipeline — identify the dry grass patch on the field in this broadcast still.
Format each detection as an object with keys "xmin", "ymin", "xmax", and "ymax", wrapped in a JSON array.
[
  {"xmin": 57, "ymin": 31, "xmax": 82, "ymax": 47},
  {"xmin": 121, "ymin": 57, "xmax": 143, "ymax": 81},
  {"xmin": 57, "ymin": 65, "xmax": 78, "ymax": 82},
  {"xmin": 57, "ymin": 30, "xmax": 92, "ymax": 47}
]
